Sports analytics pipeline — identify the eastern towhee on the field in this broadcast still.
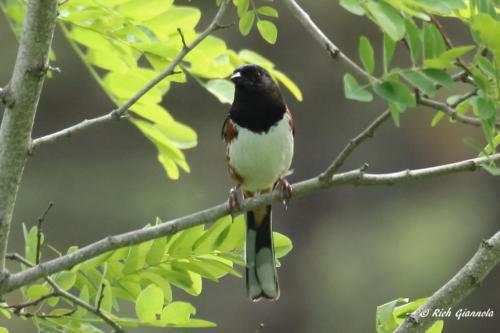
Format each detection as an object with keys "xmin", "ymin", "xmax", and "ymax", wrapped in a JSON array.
[{"xmin": 222, "ymin": 64, "xmax": 294, "ymax": 301}]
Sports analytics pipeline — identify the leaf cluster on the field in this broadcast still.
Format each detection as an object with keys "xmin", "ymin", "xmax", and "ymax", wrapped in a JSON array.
[{"xmin": 0, "ymin": 216, "xmax": 292, "ymax": 332}]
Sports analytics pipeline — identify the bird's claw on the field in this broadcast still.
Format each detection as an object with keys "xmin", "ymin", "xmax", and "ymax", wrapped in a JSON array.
[
  {"xmin": 227, "ymin": 187, "xmax": 240, "ymax": 217},
  {"xmin": 275, "ymin": 178, "xmax": 292, "ymax": 209}
]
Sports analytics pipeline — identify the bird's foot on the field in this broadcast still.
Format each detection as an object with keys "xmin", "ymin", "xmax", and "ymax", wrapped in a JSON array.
[
  {"xmin": 275, "ymin": 178, "xmax": 293, "ymax": 209},
  {"xmin": 227, "ymin": 187, "xmax": 241, "ymax": 217}
]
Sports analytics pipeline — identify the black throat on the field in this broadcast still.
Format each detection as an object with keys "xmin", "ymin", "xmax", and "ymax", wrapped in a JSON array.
[{"xmin": 229, "ymin": 87, "xmax": 287, "ymax": 133}]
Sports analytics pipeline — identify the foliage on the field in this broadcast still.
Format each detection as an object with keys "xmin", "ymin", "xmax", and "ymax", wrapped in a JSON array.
[
  {"xmin": 0, "ymin": 1, "xmax": 297, "ymax": 331},
  {"xmin": 376, "ymin": 298, "xmax": 443, "ymax": 333},
  {"xmin": 0, "ymin": 216, "xmax": 292, "ymax": 332},
  {"xmin": 1, "ymin": 0, "xmax": 299, "ymax": 180},
  {"xmin": 340, "ymin": 0, "xmax": 500, "ymax": 173}
]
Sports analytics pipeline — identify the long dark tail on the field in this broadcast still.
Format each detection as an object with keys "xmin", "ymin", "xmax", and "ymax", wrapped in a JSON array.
[{"xmin": 245, "ymin": 205, "xmax": 279, "ymax": 301}]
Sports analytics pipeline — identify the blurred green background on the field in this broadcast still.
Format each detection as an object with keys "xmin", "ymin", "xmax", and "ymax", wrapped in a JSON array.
[{"xmin": 1, "ymin": 1, "xmax": 499, "ymax": 332}]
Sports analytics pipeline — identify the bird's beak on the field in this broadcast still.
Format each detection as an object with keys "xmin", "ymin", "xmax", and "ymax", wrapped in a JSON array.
[{"xmin": 230, "ymin": 71, "xmax": 242, "ymax": 82}]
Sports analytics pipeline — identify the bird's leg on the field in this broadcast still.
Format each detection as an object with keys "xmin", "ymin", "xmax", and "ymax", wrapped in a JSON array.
[
  {"xmin": 227, "ymin": 186, "xmax": 241, "ymax": 218},
  {"xmin": 274, "ymin": 177, "xmax": 293, "ymax": 209}
]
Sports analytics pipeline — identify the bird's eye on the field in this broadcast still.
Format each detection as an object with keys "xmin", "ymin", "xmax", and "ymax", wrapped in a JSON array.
[{"xmin": 256, "ymin": 72, "xmax": 262, "ymax": 77}]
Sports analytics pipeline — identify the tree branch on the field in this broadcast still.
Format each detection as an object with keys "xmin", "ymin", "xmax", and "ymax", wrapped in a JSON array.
[
  {"xmin": 418, "ymin": 97, "xmax": 500, "ymax": 129},
  {"xmin": 319, "ymin": 110, "xmax": 390, "ymax": 181},
  {"xmin": 281, "ymin": 0, "xmax": 373, "ymax": 81},
  {"xmin": 7, "ymin": 253, "xmax": 125, "ymax": 333},
  {"xmin": 0, "ymin": 0, "xmax": 59, "ymax": 281},
  {"xmin": 394, "ymin": 231, "xmax": 500, "ymax": 333},
  {"xmin": 282, "ymin": 0, "xmax": 496, "ymax": 131},
  {"xmin": 1, "ymin": 152, "xmax": 498, "ymax": 296},
  {"xmin": 30, "ymin": 0, "xmax": 232, "ymax": 150}
]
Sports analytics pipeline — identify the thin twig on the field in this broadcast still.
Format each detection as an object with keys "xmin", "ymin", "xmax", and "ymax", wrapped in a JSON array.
[
  {"xmin": 394, "ymin": 231, "xmax": 500, "ymax": 333},
  {"xmin": 96, "ymin": 282, "xmax": 105, "ymax": 312},
  {"xmin": 2, "ymin": 152, "xmax": 499, "ymax": 296},
  {"xmin": 448, "ymin": 89, "xmax": 477, "ymax": 108},
  {"xmin": 22, "ymin": 308, "xmax": 76, "ymax": 319},
  {"xmin": 177, "ymin": 28, "xmax": 189, "ymax": 50},
  {"xmin": 5, "ymin": 292, "xmax": 56, "ymax": 313},
  {"xmin": 30, "ymin": 0, "xmax": 232, "ymax": 151},
  {"xmin": 319, "ymin": 110, "xmax": 390, "ymax": 181},
  {"xmin": 281, "ymin": 0, "xmax": 375, "ymax": 82},
  {"xmin": 418, "ymin": 97, "xmax": 500, "ymax": 129},
  {"xmin": 6, "ymin": 253, "xmax": 125, "ymax": 332},
  {"xmin": 429, "ymin": 15, "xmax": 473, "ymax": 76},
  {"xmin": 36, "ymin": 202, "xmax": 54, "ymax": 264}
]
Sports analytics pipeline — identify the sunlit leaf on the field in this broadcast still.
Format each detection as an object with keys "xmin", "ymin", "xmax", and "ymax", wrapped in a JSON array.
[
  {"xmin": 257, "ymin": 20, "xmax": 278, "ymax": 44},
  {"xmin": 135, "ymin": 284, "xmax": 164, "ymax": 323}
]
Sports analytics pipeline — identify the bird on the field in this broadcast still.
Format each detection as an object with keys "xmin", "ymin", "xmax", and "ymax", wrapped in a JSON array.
[{"xmin": 222, "ymin": 64, "xmax": 294, "ymax": 301}]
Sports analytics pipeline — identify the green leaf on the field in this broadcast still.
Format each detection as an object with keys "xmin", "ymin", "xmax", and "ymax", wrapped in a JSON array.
[
  {"xmin": 23, "ymin": 225, "xmax": 38, "ymax": 264},
  {"xmin": 99, "ymin": 280, "xmax": 113, "ymax": 313},
  {"xmin": 474, "ymin": 96, "xmax": 496, "ymax": 120},
  {"xmin": 217, "ymin": 215, "xmax": 245, "ymax": 252},
  {"xmin": 237, "ymin": 0, "xmax": 250, "ymax": 17},
  {"xmin": 161, "ymin": 301, "xmax": 215, "ymax": 327},
  {"xmin": 404, "ymin": 18, "xmax": 421, "ymax": 65},
  {"xmin": 431, "ymin": 112, "xmax": 446, "ymax": 127},
  {"xmin": 146, "ymin": 6, "xmax": 201, "ymax": 40},
  {"xmin": 205, "ymin": 79, "xmax": 235, "ymax": 104},
  {"xmin": 383, "ymin": 33, "xmax": 395, "ymax": 73},
  {"xmin": 54, "ymin": 271, "xmax": 77, "ymax": 291},
  {"xmin": 426, "ymin": 320, "xmax": 444, "ymax": 333},
  {"xmin": 257, "ymin": 20, "xmax": 278, "ymax": 44},
  {"xmin": 135, "ymin": 284, "xmax": 164, "ymax": 323},
  {"xmin": 400, "ymin": 71, "xmax": 436, "ymax": 97},
  {"xmin": 471, "ymin": 14, "xmax": 500, "ymax": 58},
  {"xmin": 26, "ymin": 284, "xmax": 51, "ymax": 299},
  {"xmin": 376, "ymin": 298, "xmax": 408, "ymax": 333},
  {"xmin": 340, "ymin": 0, "xmax": 366, "ymax": 16},
  {"xmin": 365, "ymin": 1, "xmax": 405, "ymax": 41},
  {"xmin": 359, "ymin": 36, "xmax": 375, "ymax": 75},
  {"xmin": 161, "ymin": 265, "xmax": 202, "ymax": 296},
  {"xmin": 373, "ymin": 80, "xmax": 416, "ymax": 107},
  {"xmin": 139, "ymin": 272, "xmax": 173, "ymax": 303},
  {"xmin": 422, "ymin": 69, "xmax": 453, "ymax": 88},
  {"xmin": 122, "ymin": 242, "xmax": 149, "ymax": 275},
  {"xmin": 273, "ymin": 232, "xmax": 293, "ymax": 258},
  {"xmin": 193, "ymin": 216, "xmax": 232, "ymax": 254},
  {"xmin": 146, "ymin": 229, "xmax": 167, "ymax": 266},
  {"xmin": 423, "ymin": 23, "xmax": 446, "ymax": 59},
  {"xmin": 0, "ymin": 306, "xmax": 12, "ymax": 319},
  {"xmin": 388, "ymin": 101, "xmax": 402, "ymax": 127},
  {"xmin": 239, "ymin": 49, "xmax": 275, "ymax": 68},
  {"xmin": 257, "ymin": 6, "xmax": 278, "ymax": 18},
  {"xmin": 343, "ymin": 74, "xmax": 373, "ymax": 102},
  {"xmin": 168, "ymin": 225, "xmax": 205, "ymax": 257},
  {"xmin": 0, "ymin": 327, "xmax": 9, "ymax": 333},
  {"xmin": 424, "ymin": 45, "xmax": 475, "ymax": 69},
  {"xmin": 118, "ymin": 0, "xmax": 174, "ymax": 22},
  {"xmin": 239, "ymin": 11, "xmax": 255, "ymax": 36},
  {"xmin": 272, "ymin": 69, "xmax": 303, "ymax": 101}
]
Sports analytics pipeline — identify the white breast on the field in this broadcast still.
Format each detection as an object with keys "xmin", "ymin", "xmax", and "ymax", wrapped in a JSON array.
[{"xmin": 228, "ymin": 114, "xmax": 294, "ymax": 193}]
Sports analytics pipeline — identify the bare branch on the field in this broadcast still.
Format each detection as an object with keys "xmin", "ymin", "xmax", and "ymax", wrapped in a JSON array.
[
  {"xmin": 394, "ymin": 231, "xmax": 500, "ymax": 333},
  {"xmin": 281, "ymin": 0, "xmax": 374, "ymax": 81},
  {"xmin": 31, "ymin": 0, "xmax": 232, "ymax": 151},
  {"xmin": 319, "ymin": 110, "xmax": 390, "ymax": 181},
  {"xmin": 1, "ymin": 152, "xmax": 499, "ymax": 296},
  {"xmin": 36, "ymin": 202, "xmax": 54, "ymax": 264},
  {"xmin": 418, "ymin": 97, "xmax": 500, "ymax": 129},
  {"xmin": 0, "ymin": 0, "xmax": 59, "ymax": 281}
]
